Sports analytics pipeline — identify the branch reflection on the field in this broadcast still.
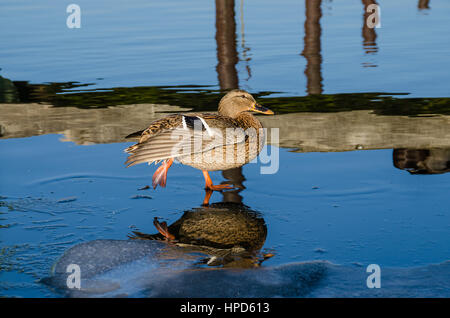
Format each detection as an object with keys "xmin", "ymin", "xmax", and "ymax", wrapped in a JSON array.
[{"xmin": 301, "ymin": 0, "xmax": 323, "ymax": 95}]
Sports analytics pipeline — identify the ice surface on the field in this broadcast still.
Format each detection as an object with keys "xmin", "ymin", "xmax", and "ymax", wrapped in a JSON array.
[{"xmin": 43, "ymin": 239, "xmax": 450, "ymax": 297}]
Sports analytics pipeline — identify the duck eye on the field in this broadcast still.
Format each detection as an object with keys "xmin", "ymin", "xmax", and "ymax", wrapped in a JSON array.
[{"xmin": 240, "ymin": 95, "xmax": 246, "ymax": 99}]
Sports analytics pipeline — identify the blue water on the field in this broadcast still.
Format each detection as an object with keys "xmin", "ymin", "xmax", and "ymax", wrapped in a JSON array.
[
  {"xmin": 1, "ymin": 135, "xmax": 449, "ymax": 296},
  {"xmin": 1, "ymin": 0, "xmax": 450, "ymax": 297},
  {"xmin": 1, "ymin": 0, "xmax": 449, "ymax": 96}
]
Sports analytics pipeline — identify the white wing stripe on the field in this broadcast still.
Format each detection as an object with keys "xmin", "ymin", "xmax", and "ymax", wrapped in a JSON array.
[{"xmin": 197, "ymin": 116, "xmax": 214, "ymax": 137}]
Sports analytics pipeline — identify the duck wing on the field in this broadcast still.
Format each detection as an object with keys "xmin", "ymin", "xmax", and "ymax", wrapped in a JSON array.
[{"xmin": 124, "ymin": 114, "xmax": 247, "ymax": 167}]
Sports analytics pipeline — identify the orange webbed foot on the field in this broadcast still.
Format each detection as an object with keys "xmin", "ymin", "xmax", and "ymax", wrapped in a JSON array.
[
  {"xmin": 202, "ymin": 170, "xmax": 235, "ymax": 192},
  {"xmin": 205, "ymin": 183, "xmax": 234, "ymax": 191},
  {"xmin": 152, "ymin": 159, "xmax": 173, "ymax": 189}
]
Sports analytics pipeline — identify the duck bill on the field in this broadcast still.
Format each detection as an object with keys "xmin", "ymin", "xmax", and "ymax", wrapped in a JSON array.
[{"xmin": 251, "ymin": 103, "xmax": 274, "ymax": 115}]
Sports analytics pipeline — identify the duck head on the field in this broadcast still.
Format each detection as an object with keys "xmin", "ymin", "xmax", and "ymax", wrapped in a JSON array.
[{"xmin": 218, "ymin": 89, "xmax": 274, "ymax": 118}]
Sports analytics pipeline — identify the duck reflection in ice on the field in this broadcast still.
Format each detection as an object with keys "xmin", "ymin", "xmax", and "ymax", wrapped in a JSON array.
[
  {"xmin": 393, "ymin": 148, "xmax": 450, "ymax": 175},
  {"xmin": 131, "ymin": 201, "xmax": 272, "ymax": 268}
]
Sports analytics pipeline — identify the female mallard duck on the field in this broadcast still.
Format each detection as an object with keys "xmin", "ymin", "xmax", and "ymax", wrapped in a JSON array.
[{"xmin": 124, "ymin": 90, "xmax": 273, "ymax": 195}]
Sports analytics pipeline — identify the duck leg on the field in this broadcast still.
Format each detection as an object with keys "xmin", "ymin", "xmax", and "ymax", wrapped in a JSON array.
[
  {"xmin": 201, "ymin": 170, "xmax": 234, "ymax": 206},
  {"xmin": 152, "ymin": 159, "xmax": 173, "ymax": 189},
  {"xmin": 202, "ymin": 170, "xmax": 234, "ymax": 191}
]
